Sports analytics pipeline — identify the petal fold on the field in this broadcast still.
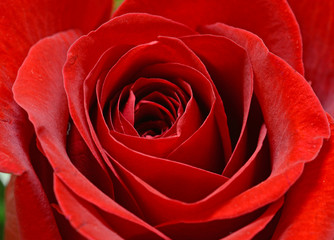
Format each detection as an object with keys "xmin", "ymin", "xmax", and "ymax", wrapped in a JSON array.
[
  {"xmin": 273, "ymin": 115, "xmax": 334, "ymax": 239},
  {"xmin": 0, "ymin": 0, "xmax": 112, "ymax": 178},
  {"xmin": 115, "ymin": 0, "xmax": 304, "ymax": 73},
  {"xmin": 288, "ymin": 0, "xmax": 334, "ymax": 115}
]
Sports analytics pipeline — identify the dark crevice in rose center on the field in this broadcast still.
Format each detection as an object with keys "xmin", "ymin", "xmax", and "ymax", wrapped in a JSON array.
[
  {"xmin": 106, "ymin": 77, "xmax": 190, "ymax": 138},
  {"xmin": 134, "ymin": 100, "xmax": 174, "ymax": 137}
]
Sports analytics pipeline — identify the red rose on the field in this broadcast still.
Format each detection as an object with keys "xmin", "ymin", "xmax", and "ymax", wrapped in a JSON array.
[{"xmin": 1, "ymin": 0, "xmax": 333, "ymax": 239}]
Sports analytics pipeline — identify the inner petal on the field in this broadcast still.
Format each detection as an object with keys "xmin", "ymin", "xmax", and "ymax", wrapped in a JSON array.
[
  {"xmin": 108, "ymin": 77, "xmax": 190, "ymax": 138},
  {"xmin": 134, "ymin": 100, "xmax": 174, "ymax": 137}
]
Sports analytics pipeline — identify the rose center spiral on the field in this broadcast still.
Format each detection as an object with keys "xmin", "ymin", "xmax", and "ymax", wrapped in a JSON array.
[{"xmin": 110, "ymin": 77, "xmax": 189, "ymax": 138}]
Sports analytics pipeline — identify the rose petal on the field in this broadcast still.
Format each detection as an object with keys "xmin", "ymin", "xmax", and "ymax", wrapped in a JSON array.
[
  {"xmin": 12, "ymin": 26, "xmax": 115, "ymax": 201},
  {"xmin": 55, "ymin": 175, "xmax": 171, "ymax": 239},
  {"xmin": 179, "ymin": 34, "xmax": 256, "ymax": 176},
  {"xmin": 0, "ymin": 0, "xmax": 112, "ymax": 172},
  {"xmin": 86, "ymin": 46, "xmax": 138, "ymax": 137},
  {"xmin": 1, "ymin": 1, "xmax": 113, "ymax": 236},
  {"xmin": 29, "ymin": 140, "xmax": 84, "ymax": 239},
  {"xmin": 53, "ymin": 210, "xmax": 87, "ymax": 240},
  {"xmin": 223, "ymin": 198, "xmax": 284, "ymax": 240},
  {"xmin": 179, "ymin": 22, "xmax": 331, "ymax": 226},
  {"xmin": 200, "ymin": 23, "xmax": 330, "ymax": 169},
  {"xmin": 88, "ymin": 36, "xmax": 231, "ymax": 169},
  {"xmin": 5, "ymin": 171, "xmax": 62, "ymax": 239},
  {"xmin": 223, "ymin": 98, "xmax": 264, "ymax": 177},
  {"xmin": 1, "ymin": 0, "xmax": 112, "ymax": 89},
  {"xmin": 112, "ymin": 84, "xmax": 138, "ymax": 135},
  {"xmin": 12, "ymin": 28, "xmax": 168, "ymax": 240},
  {"xmin": 4, "ymin": 179, "xmax": 20, "ymax": 240},
  {"xmin": 101, "ymin": 124, "xmax": 267, "ymax": 225},
  {"xmin": 166, "ymin": 102, "xmax": 226, "ymax": 173},
  {"xmin": 10, "ymin": 30, "xmax": 83, "ymax": 239},
  {"xmin": 97, "ymin": 92, "xmax": 229, "ymax": 205},
  {"xmin": 121, "ymin": 88, "xmax": 136, "ymax": 125},
  {"xmin": 288, "ymin": 0, "xmax": 334, "ymax": 115},
  {"xmin": 54, "ymin": 175, "xmax": 123, "ymax": 240},
  {"xmin": 272, "ymin": 114, "xmax": 334, "ymax": 239},
  {"xmin": 13, "ymin": 30, "xmax": 81, "ymax": 146},
  {"xmin": 66, "ymin": 123, "xmax": 115, "ymax": 199},
  {"xmin": 97, "ymin": 78, "xmax": 200, "ymax": 157},
  {"xmin": 154, "ymin": 198, "xmax": 283, "ymax": 239},
  {"xmin": 114, "ymin": 0, "xmax": 304, "ymax": 74},
  {"xmin": 106, "ymin": 152, "xmax": 228, "ymax": 224},
  {"xmin": 64, "ymin": 13, "xmax": 196, "ymax": 171},
  {"xmin": 99, "ymin": 36, "xmax": 212, "ymax": 105},
  {"xmin": 156, "ymin": 208, "xmax": 268, "ymax": 239},
  {"xmin": 109, "ymin": 18, "xmax": 331, "ymax": 223},
  {"xmin": 132, "ymin": 43, "xmax": 233, "ymax": 163},
  {"xmin": 90, "ymin": 42, "xmax": 231, "ymax": 201}
]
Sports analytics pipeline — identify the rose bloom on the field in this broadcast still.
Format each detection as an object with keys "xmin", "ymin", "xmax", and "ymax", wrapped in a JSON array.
[{"xmin": 0, "ymin": 0, "xmax": 333, "ymax": 239}]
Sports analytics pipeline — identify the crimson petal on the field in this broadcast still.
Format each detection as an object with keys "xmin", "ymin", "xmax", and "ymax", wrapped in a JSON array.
[
  {"xmin": 288, "ymin": 0, "xmax": 334, "ymax": 115},
  {"xmin": 1, "ymin": 1, "xmax": 113, "ymax": 236},
  {"xmin": 0, "ymin": 0, "xmax": 112, "ymax": 173},
  {"xmin": 223, "ymin": 198, "xmax": 284, "ymax": 240},
  {"xmin": 64, "ymin": 13, "xmax": 195, "ymax": 171},
  {"xmin": 54, "ymin": 176, "xmax": 123, "ymax": 240},
  {"xmin": 10, "ymin": 30, "xmax": 83, "ymax": 239},
  {"xmin": 273, "ymin": 115, "xmax": 334, "ymax": 239},
  {"xmin": 12, "ymin": 28, "xmax": 168, "ymax": 240},
  {"xmin": 179, "ymin": 34, "xmax": 255, "ymax": 176},
  {"xmin": 114, "ymin": 0, "xmax": 304, "ymax": 74},
  {"xmin": 200, "ymin": 23, "xmax": 329, "ymax": 169},
  {"xmin": 126, "ymin": 21, "xmax": 331, "ymax": 225}
]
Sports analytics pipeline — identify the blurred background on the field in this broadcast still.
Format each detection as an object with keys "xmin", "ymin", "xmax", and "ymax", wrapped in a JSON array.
[
  {"xmin": 0, "ymin": 174, "xmax": 9, "ymax": 239},
  {"xmin": 0, "ymin": 179, "xmax": 5, "ymax": 239},
  {"xmin": 115, "ymin": 0, "xmax": 124, "ymax": 10}
]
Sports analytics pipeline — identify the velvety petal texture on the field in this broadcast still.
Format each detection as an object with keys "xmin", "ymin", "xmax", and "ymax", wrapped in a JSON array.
[
  {"xmin": 273, "ymin": 115, "xmax": 334, "ymax": 239},
  {"xmin": 0, "ymin": 0, "xmax": 113, "ymax": 170},
  {"xmin": 0, "ymin": 0, "xmax": 113, "ymax": 238},
  {"xmin": 1, "ymin": 0, "xmax": 334, "ymax": 239},
  {"xmin": 114, "ymin": 0, "xmax": 304, "ymax": 74},
  {"xmin": 60, "ymin": 10, "xmax": 331, "ymax": 238},
  {"xmin": 11, "ymin": 29, "xmax": 81, "ymax": 239},
  {"xmin": 13, "ymin": 28, "xmax": 167, "ymax": 239},
  {"xmin": 288, "ymin": 0, "xmax": 334, "ymax": 116}
]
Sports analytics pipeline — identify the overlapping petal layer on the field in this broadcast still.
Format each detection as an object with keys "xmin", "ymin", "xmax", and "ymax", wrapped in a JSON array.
[
  {"xmin": 11, "ymin": 29, "xmax": 81, "ymax": 240},
  {"xmin": 61, "ymin": 11, "xmax": 330, "ymax": 238},
  {"xmin": 1, "ymin": 0, "xmax": 113, "ymax": 238},
  {"xmin": 273, "ymin": 115, "xmax": 334, "ymax": 239},
  {"xmin": 13, "ymin": 29, "xmax": 168, "ymax": 239},
  {"xmin": 114, "ymin": 0, "xmax": 304, "ymax": 74},
  {"xmin": 2, "ymin": 0, "xmax": 333, "ymax": 239},
  {"xmin": 288, "ymin": 0, "xmax": 334, "ymax": 115}
]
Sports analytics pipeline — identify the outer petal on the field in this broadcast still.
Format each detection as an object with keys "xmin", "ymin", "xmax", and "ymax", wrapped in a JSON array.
[
  {"xmin": 221, "ymin": 198, "xmax": 284, "ymax": 240},
  {"xmin": 54, "ymin": 176, "xmax": 123, "ymax": 240},
  {"xmin": 13, "ymin": 28, "xmax": 169, "ymax": 240},
  {"xmin": 273, "ymin": 115, "xmax": 334, "ymax": 239},
  {"xmin": 4, "ymin": 172, "xmax": 62, "ymax": 239},
  {"xmin": 0, "ymin": 1, "xmax": 112, "ymax": 236},
  {"xmin": 200, "ymin": 22, "xmax": 332, "ymax": 239},
  {"xmin": 0, "ymin": 0, "xmax": 113, "ymax": 173},
  {"xmin": 13, "ymin": 29, "xmax": 82, "ymax": 148},
  {"xmin": 200, "ymin": 23, "xmax": 330, "ymax": 169},
  {"xmin": 288, "ymin": 0, "xmax": 334, "ymax": 115},
  {"xmin": 114, "ymin": 0, "xmax": 304, "ymax": 74},
  {"xmin": 10, "ymin": 30, "xmax": 81, "ymax": 239},
  {"xmin": 5, "ymin": 178, "xmax": 20, "ymax": 240}
]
